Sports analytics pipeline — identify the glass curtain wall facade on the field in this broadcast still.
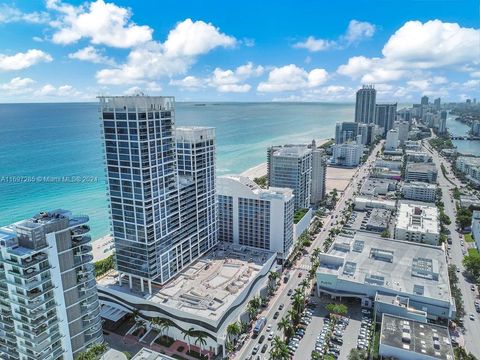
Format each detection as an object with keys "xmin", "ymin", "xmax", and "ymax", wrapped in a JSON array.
[{"xmin": 99, "ymin": 96, "xmax": 217, "ymax": 291}]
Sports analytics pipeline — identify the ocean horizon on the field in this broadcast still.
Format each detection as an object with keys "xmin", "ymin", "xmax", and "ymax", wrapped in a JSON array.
[{"xmin": 2, "ymin": 101, "xmax": 474, "ymax": 240}]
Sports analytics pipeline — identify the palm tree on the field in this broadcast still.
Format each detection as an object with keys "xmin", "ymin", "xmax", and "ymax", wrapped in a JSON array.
[
  {"xmin": 287, "ymin": 308, "xmax": 300, "ymax": 325},
  {"xmin": 300, "ymin": 279, "xmax": 310, "ymax": 294},
  {"xmin": 246, "ymin": 303, "xmax": 257, "ymax": 320},
  {"xmin": 161, "ymin": 318, "xmax": 174, "ymax": 338},
  {"xmin": 277, "ymin": 316, "xmax": 293, "ymax": 340},
  {"xmin": 226, "ymin": 321, "xmax": 240, "ymax": 343},
  {"xmin": 193, "ymin": 331, "xmax": 209, "ymax": 359},
  {"xmin": 270, "ymin": 336, "xmax": 290, "ymax": 360},
  {"xmin": 292, "ymin": 293, "xmax": 305, "ymax": 315},
  {"xmin": 182, "ymin": 327, "xmax": 196, "ymax": 353},
  {"xmin": 268, "ymin": 270, "xmax": 280, "ymax": 287},
  {"xmin": 312, "ymin": 247, "xmax": 322, "ymax": 259}
]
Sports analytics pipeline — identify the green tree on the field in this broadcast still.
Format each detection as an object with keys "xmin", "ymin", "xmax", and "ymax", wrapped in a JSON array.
[
  {"xmin": 193, "ymin": 331, "xmax": 208, "ymax": 358},
  {"xmin": 380, "ymin": 230, "xmax": 390, "ymax": 238},
  {"xmin": 182, "ymin": 327, "xmax": 196, "ymax": 353},
  {"xmin": 226, "ymin": 322, "xmax": 241, "ymax": 343},
  {"xmin": 457, "ymin": 207, "xmax": 473, "ymax": 229},
  {"xmin": 463, "ymin": 250, "xmax": 480, "ymax": 282},
  {"xmin": 277, "ymin": 316, "xmax": 294, "ymax": 340},
  {"xmin": 269, "ymin": 336, "xmax": 290, "ymax": 360},
  {"xmin": 348, "ymin": 348, "xmax": 368, "ymax": 360},
  {"xmin": 325, "ymin": 303, "xmax": 348, "ymax": 316}
]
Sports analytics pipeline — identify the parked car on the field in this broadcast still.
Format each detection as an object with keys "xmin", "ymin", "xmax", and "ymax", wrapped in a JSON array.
[{"xmin": 273, "ymin": 311, "xmax": 280, "ymax": 319}]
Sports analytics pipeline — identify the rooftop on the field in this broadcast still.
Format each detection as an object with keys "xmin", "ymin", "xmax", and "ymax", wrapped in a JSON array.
[
  {"xmin": 271, "ymin": 144, "xmax": 311, "ymax": 158},
  {"xmin": 366, "ymin": 208, "xmax": 391, "ymax": 229},
  {"xmin": 218, "ymin": 175, "xmax": 294, "ymax": 201},
  {"xmin": 457, "ymin": 156, "xmax": 480, "ymax": 166},
  {"xmin": 317, "ymin": 231, "xmax": 451, "ymax": 301},
  {"xmin": 131, "ymin": 348, "xmax": 175, "ymax": 360},
  {"xmin": 360, "ymin": 177, "xmax": 397, "ymax": 196},
  {"xmin": 396, "ymin": 203, "xmax": 439, "ymax": 235},
  {"xmin": 406, "ymin": 162, "xmax": 437, "ymax": 172},
  {"xmin": 380, "ymin": 314, "xmax": 454, "ymax": 360},
  {"xmin": 403, "ymin": 182, "xmax": 437, "ymax": 190},
  {"xmin": 98, "ymin": 242, "xmax": 275, "ymax": 321}
]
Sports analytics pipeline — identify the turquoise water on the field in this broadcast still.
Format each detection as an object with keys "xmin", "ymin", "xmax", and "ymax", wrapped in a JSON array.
[
  {"xmin": 0, "ymin": 102, "xmax": 354, "ymax": 239},
  {"xmin": 447, "ymin": 113, "xmax": 480, "ymax": 155}
]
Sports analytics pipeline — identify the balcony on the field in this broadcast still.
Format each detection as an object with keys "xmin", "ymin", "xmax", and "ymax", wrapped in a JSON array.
[
  {"xmin": 71, "ymin": 235, "xmax": 92, "ymax": 247},
  {"xmin": 71, "ymin": 225, "xmax": 90, "ymax": 236},
  {"xmin": 74, "ymin": 254, "xmax": 93, "ymax": 267},
  {"xmin": 8, "ymin": 264, "xmax": 51, "ymax": 280}
]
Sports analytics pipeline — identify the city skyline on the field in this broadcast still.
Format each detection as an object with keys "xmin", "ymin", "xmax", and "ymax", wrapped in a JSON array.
[{"xmin": 0, "ymin": 0, "xmax": 478, "ymax": 103}]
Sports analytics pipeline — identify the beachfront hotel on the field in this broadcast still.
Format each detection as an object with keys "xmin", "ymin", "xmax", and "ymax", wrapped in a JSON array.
[
  {"xmin": 98, "ymin": 96, "xmax": 276, "ymax": 356},
  {"xmin": 355, "ymin": 85, "xmax": 377, "ymax": 124},
  {"xmin": 217, "ymin": 175, "xmax": 295, "ymax": 261},
  {"xmin": 267, "ymin": 144, "xmax": 312, "ymax": 210},
  {"xmin": 0, "ymin": 210, "xmax": 103, "ymax": 360},
  {"xmin": 99, "ymin": 96, "xmax": 217, "ymax": 291}
]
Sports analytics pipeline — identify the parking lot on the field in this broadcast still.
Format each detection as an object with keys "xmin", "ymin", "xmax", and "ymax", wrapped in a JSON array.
[{"xmin": 292, "ymin": 297, "xmax": 372, "ymax": 359}]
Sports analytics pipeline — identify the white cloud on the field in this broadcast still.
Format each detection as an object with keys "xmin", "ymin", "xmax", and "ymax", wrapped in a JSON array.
[
  {"xmin": 463, "ymin": 79, "xmax": 480, "ymax": 88},
  {"xmin": 0, "ymin": 4, "xmax": 50, "ymax": 24},
  {"xmin": 163, "ymin": 18, "xmax": 236, "ymax": 57},
  {"xmin": 169, "ymin": 76, "xmax": 206, "ymax": 90},
  {"xmin": 470, "ymin": 71, "xmax": 480, "ymax": 78},
  {"xmin": 294, "ymin": 20, "xmax": 375, "ymax": 52},
  {"xmin": 257, "ymin": 64, "xmax": 328, "ymax": 92},
  {"xmin": 47, "ymin": 0, "xmax": 153, "ymax": 48},
  {"xmin": 293, "ymin": 37, "xmax": 334, "ymax": 52},
  {"xmin": 96, "ymin": 18, "xmax": 236, "ymax": 85},
  {"xmin": 337, "ymin": 20, "xmax": 480, "ymax": 84},
  {"xmin": 343, "ymin": 20, "xmax": 376, "ymax": 44},
  {"xmin": 0, "ymin": 49, "xmax": 53, "ymax": 71},
  {"xmin": 68, "ymin": 46, "xmax": 116, "ymax": 65},
  {"xmin": 35, "ymin": 83, "xmax": 81, "ymax": 97},
  {"xmin": 170, "ymin": 62, "xmax": 262, "ymax": 93},
  {"xmin": 0, "ymin": 77, "xmax": 36, "ymax": 94}
]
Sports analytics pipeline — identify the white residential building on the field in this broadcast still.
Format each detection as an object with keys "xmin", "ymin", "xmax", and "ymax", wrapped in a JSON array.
[
  {"xmin": 394, "ymin": 120, "xmax": 410, "ymax": 145},
  {"xmin": 311, "ymin": 149, "xmax": 327, "ymax": 205},
  {"xmin": 456, "ymin": 156, "xmax": 480, "ymax": 186},
  {"xmin": 267, "ymin": 145, "xmax": 312, "ymax": 210},
  {"xmin": 394, "ymin": 203, "xmax": 440, "ymax": 245},
  {"xmin": 331, "ymin": 142, "xmax": 363, "ymax": 167},
  {"xmin": 0, "ymin": 210, "xmax": 103, "ymax": 360},
  {"xmin": 385, "ymin": 129, "xmax": 399, "ymax": 151},
  {"xmin": 217, "ymin": 175, "xmax": 295, "ymax": 260},
  {"xmin": 402, "ymin": 182, "xmax": 437, "ymax": 203}
]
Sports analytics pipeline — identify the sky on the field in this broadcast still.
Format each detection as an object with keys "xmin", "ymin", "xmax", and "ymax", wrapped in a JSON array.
[{"xmin": 0, "ymin": 0, "xmax": 479, "ymax": 103}]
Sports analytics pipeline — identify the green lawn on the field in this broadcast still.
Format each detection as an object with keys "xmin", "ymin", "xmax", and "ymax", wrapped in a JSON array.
[
  {"xmin": 294, "ymin": 208, "xmax": 309, "ymax": 224},
  {"xmin": 468, "ymin": 248, "xmax": 479, "ymax": 256},
  {"xmin": 464, "ymin": 233, "xmax": 474, "ymax": 243}
]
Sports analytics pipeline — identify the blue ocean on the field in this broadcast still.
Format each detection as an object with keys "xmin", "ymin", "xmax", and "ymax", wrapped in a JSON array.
[{"xmin": 0, "ymin": 102, "xmax": 356, "ymax": 239}]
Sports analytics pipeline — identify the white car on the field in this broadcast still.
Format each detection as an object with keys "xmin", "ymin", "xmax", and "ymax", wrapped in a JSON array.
[
  {"xmin": 470, "ymin": 314, "xmax": 475, "ymax": 321},
  {"xmin": 266, "ymin": 324, "xmax": 272, "ymax": 332}
]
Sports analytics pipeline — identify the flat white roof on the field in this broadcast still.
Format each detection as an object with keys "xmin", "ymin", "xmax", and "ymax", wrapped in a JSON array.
[
  {"xmin": 99, "ymin": 242, "xmax": 275, "ymax": 321},
  {"xmin": 396, "ymin": 203, "xmax": 439, "ymax": 235}
]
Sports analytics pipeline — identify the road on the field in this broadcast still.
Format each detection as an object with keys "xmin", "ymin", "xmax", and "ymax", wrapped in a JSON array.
[
  {"xmin": 423, "ymin": 140, "xmax": 480, "ymax": 358},
  {"xmin": 234, "ymin": 141, "xmax": 383, "ymax": 360}
]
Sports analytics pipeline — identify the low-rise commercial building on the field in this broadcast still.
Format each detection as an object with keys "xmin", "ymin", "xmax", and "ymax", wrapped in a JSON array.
[
  {"xmin": 316, "ymin": 231, "xmax": 455, "ymax": 321},
  {"xmin": 379, "ymin": 314, "xmax": 454, "ymax": 360},
  {"xmin": 459, "ymin": 195, "xmax": 480, "ymax": 209},
  {"xmin": 404, "ymin": 140, "xmax": 422, "ymax": 151},
  {"xmin": 403, "ymin": 182, "xmax": 437, "ymax": 203},
  {"xmin": 360, "ymin": 178, "xmax": 397, "ymax": 197},
  {"xmin": 217, "ymin": 175, "xmax": 294, "ymax": 261},
  {"xmin": 0, "ymin": 210, "xmax": 103, "ymax": 360},
  {"xmin": 405, "ymin": 163, "xmax": 438, "ymax": 183},
  {"xmin": 365, "ymin": 208, "xmax": 391, "ymax": 232},
  {"xmin": 394, "ymin": 203, "xmax": 440, "ymax": 245},
  {"xmin": 355, "ymin": 197, "xmax": 396, "ymax": 211}
]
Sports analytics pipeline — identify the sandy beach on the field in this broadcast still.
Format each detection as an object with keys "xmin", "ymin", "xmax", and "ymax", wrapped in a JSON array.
[
  {"xmin": 92, "ymin": 235, "xmax": 114, "ymax": 261},
  {"xmin": 239, "ymin": 137, "xmax": 355, "ymax": 194}
]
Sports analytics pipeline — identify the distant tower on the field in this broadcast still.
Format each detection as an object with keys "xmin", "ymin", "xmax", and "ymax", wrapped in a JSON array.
[
  {"xmin": 311, "ymin": 149, "xmax": 327, "ymax": 205},
  {"xmin": 421, "ymin": 95, "xmax": 429, "ymax": 106},
  {"xmin": 375, "ymin": 103, "xmax": 397, "ymax": 136},
  {"xmin": 434, "ymin": 98, "xmax": 441, "ymax": 111},
  {"xmin": 355, "ymin": 85, "xmax": 377, "ymax": 124}
]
